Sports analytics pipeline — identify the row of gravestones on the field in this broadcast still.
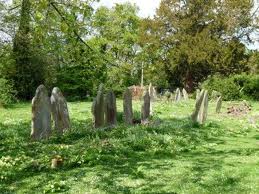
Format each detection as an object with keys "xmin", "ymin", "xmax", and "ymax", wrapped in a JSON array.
[
  {"xmin": 164, "ymin": 88, "xmax": 189, "ymax": 102},
  {"xmin": 30, "ymin": 84, "xmax": 222, "ymax": 140},
  {"xmin": 92, "ymin": 84, "xmax": 154, "ymax": 128}
]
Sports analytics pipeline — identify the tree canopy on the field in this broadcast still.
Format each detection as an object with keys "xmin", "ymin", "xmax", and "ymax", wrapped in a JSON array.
[{"xmin": 0, "ymin": 0, "xmax": 258, "ymax": 100}]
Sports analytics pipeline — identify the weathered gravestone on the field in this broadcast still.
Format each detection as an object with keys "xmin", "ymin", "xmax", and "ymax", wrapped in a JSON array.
[
  {"xmin": 141, "ymin": 90, "xmax": 151, "ymax": 124},
  {"xmin": 92, "ymin": 84, "xmax": 105, "ymax": 128},
  {"xmin": 149, "ymin": 83, "xmax": 155, "ymax": 115},
  {"xmin": 216, "ymin": 96, "xmax": 222, "ymax": 113},
  {"xmin": 191, "ymin": 90, "xmax": 205, "ymax": 123},
  {"xmin": 105, "ymin": 90, "xmax": 117, "ymax": 126},
  {"xmin": 182, "ymin": 88, "xmax": 189, "ymax": 100},
  {"xmin": 175, "ymin": 88, "xmax": 181, "ymax": 102},
  {"xmin": 191, "ymin": 89, "xmax": 207, "ymax": 124},
  {"xmin": 123, "ymin": 88, "xmax": 133, "ymax": 125},
  {"xmin": 149, "ymin": 83, "xmax": 155, "ymax": 100},
  {"xmin": 50, "ymin": 87, "xmax": 70, "ymax": 134},
  {"xmin": 153, "ymin": 87, "xmax": 157, "ymax": 100},
  {"xmin": 31, "ymin": 85, "xmax": 52, "ymax": 140},
  {"xmin": 196, "ymin": 89, "xmax": 201, "ymax": 101},
  {"xmin": 198, "ymin": 90, "xmax": 209, "ymax": 124}
]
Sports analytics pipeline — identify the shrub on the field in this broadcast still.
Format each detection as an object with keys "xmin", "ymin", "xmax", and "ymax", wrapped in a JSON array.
[
  {"xmin": 201, "ymin": 75, "xmax": 240, "ymax": 101},
  {"xmin": 0, "ymin": 78, "xmax": 17, "ymax": 107},
  {"xmin": 201, "ymin": 74, "xmax": 259, "ymax": 101},
  {"xmin": 232, "ymin": 74, "xmax": 259, "ymax": 100}
]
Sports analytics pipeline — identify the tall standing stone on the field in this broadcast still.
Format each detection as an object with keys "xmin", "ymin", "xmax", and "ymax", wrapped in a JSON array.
[
  {"xmin": 198, "ymin": 90, "xmax": 209, "ymax": 124},
  {"xmin": 92, "ymin": 84, "xmax": 105, "ymax": 128},
  {"xmin": 149, "ymin": 83, "xmax": 154, "ymax": 115},
  {"xmin": 123, "ymin": 88, "xmax": 133, "ymax": 125},
  {"xmin": 31, "ymin": 85, "xmax": 51, "ymax": 140},
  {"xmin": 153, "ymin": 87, "xmax": 157, "ymax": 100},
  {"xmin": 216, "ymin": 96, "xmax": 222, "ymax": 113},
  {"xmin": 196, "ymin": 89, "xmax": 201, "ymax": 101},
  {"xmin": 141, "ymin": 90, "xmax": 150, "ymax": 124},
  {"xmin": 182, "ymin": 88, "xmax": 189, "ymax": 100},
  {"xmin": 175, "ymin": 88, "xmax": 181, "ymax": 102},
  {"xmin": 50, "ymin": 87, "xmax": 70, "ymax": 134},
  {"xmin": 105, "ymin": 90, "xmax": 117, "ymax": 126},
  {"xmin": 191, "ymin": 90, "xmax": 205, "ymax": 123}
]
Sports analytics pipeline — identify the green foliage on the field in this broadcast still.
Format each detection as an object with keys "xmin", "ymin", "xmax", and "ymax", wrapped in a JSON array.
[
  {"xmin": 202, "ymin": 74, "xmax": 259, "ymax": 100},
  {"xmin": 0, "ymin": 78, "xmax": 16, "ymax": 107},
  {"xmin": 233, "ymin": 74, "xmax": 259, "ymax": 100},
  {"xmin": 92, "ymin": 3, "xmax": 141, "ymax": 93},
  {"xmin": 0, "ymin": 100, "xmax": 258, "ymax": 193},
  {"xmin": 202, "ymin": 75, "xmax": 241, "ymax": 100},
  {"xmin": 140, "ymin": 0, "xmax": 253, "ymax": 91}
]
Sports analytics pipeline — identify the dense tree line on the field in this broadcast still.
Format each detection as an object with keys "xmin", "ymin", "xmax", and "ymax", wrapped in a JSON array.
[{"xmin": 0, "ymin": 0, "xmax": 258, "ymax": 102}]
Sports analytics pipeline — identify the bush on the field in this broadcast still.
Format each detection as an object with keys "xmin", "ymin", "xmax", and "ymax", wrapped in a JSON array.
[
  {"xmin": 0, "ymin": 78, "xmax": 17, "ymax": 107},
  {"xmin": 233, "ymin": 74, "xmax": 259, "ymax": 100},
  {"xmin": 201, "ymin": 75, "xmax": 240, "ymax": 100},
  {"xmin": 201, "ymin": 74, "xmax": 259, "ymax": 101}
]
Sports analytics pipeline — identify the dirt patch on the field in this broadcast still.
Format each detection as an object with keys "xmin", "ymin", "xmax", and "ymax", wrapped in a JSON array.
[{"xmin": 227, "ymin": 101, "xmax": 252, "ymax": 117}]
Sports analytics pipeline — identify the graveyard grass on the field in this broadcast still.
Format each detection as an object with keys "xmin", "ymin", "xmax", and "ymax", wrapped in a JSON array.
[{"xmin": 0, "ymin": 100, "xmax": 259, "ymax": 194}]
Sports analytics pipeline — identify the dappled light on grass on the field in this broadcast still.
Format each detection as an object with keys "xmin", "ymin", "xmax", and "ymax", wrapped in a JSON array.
[{"xmin": 0, "ymin": 100, "xmax": 258, "ymax": 193}]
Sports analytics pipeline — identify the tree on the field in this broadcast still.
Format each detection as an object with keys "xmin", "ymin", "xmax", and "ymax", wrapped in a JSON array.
[
  {"xmin": 12, "ymin": 0, "xmax": 45, "ymax": 99},
  {"xmin": 140, "ymin": 0, "xmax": 256, "ymax": 91},
  {"xmin": 92, "ymin": 3, "xmax": 141, "ymax": 92}
]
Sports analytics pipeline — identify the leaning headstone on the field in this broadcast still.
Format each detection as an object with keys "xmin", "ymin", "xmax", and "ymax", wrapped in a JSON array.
[
  {"xmin": 31, "ymin": 85, "xmax": 52, "ymax": 140},
  {"xmin": 216, "ymin": 96, "xmax": 222, "ymax": 113},
  {"xmin": 196, "ymin": 89, "xmax": 201, "ymax": 101},
  {"xmin": 175, "ymin": 88, "xmax": 181, "ymax": 102},
  {"xmin": 182, "ymin": 88, "xmax": 189, "ymax": 100},
  {"xmin": 105, "ymin": 90, "xmax": 117, "ymax": 126},
  {"xmin": 198, "ymin": 90, "xmax": 209, "ymax": 124},
  {"xmin": 50, "ymin": 87, "xmax": 70, "ymax": 134},
  {"xmin": 141, "ymin": 90, "xmax": 150, "ymax": 124},
  {"xmin": 123, "ymin": 88, "xmax": 133, "ymax": 125},
  {"xmin": 191, "ymin": 90, "xmax": 205, "ymax": 123},
  {"xmin": 92, "ymin": 84, "xmax": 105, "ymax": 128}
]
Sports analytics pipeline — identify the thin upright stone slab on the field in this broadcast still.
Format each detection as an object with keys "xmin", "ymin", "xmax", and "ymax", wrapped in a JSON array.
[
  {"xmin": 123, "ymin": 88, "xmax": 133, "ymax": 125},
  {"xmin": 196, "ymin": 89, "xmax": 201, "ymax": 101},
  {"xmin": 175, "ymin": 88, "xmax": 181, "ymax": 102},
  {"xmin": 105, "ymin": 90, "xmax": 117, "ymax": 126},
  {"xmin": 149, "ymin": 83, "xmax": 155, "ymax": 100},
  {"xmin": 92, "ymin": 84, "xmax": 105, "ymax": 128},
  {"xmin": 141, "ymin": 90, "xmax": 151, "ymax": 123},
  {"xmin": 198, "ymin": 90, "xmax": 209, "ymax": 124},
  {"xmin": 182, "ymin": 88, "xmax": 189, "ymax": 100},
  {"xmin": 191, "ymin": 90, "xmax": 205, "ymax": 123},
  {"xmin": 31, "ymin": 85, "xmax": 51, "ymax": 140},
  {"xmin": 50, "ymin": 87, "xmax": 70, "ymax": 134},
  {"xmin": 149, "ymin": 83, "xmax": 155, "ymax": 115},
  {"xmin": 216, "ymin": 96, "xmax": 222, "ymax": 113}
]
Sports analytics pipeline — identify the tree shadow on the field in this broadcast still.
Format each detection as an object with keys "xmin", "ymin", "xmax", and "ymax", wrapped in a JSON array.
[{"xmin": 0, "ymin": 115, "xmax": 256, "ymax": 193}]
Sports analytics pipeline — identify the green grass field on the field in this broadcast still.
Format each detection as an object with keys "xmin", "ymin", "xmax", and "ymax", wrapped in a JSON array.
[{"xmin": 0, "ymin": 99, "xmax": 258, "ymax": 194}]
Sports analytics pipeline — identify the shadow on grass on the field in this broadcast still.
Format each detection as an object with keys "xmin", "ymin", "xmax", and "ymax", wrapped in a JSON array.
[{"xmin": 0, "ymin": 116, "xmax": 257, "ymax": 193}]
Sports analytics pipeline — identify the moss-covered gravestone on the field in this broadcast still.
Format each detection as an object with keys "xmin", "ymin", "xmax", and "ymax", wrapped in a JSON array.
[
  {"xmin": 123, "ymin": 88, "xmax": 133, "ymax": 125},
  {"xmin": 141, "ymin": 90, "xmax": 150, "ymax": 124},
  {"xmin": 105, "ymin": 90, "xmax": 117, "ymax": 126}
]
